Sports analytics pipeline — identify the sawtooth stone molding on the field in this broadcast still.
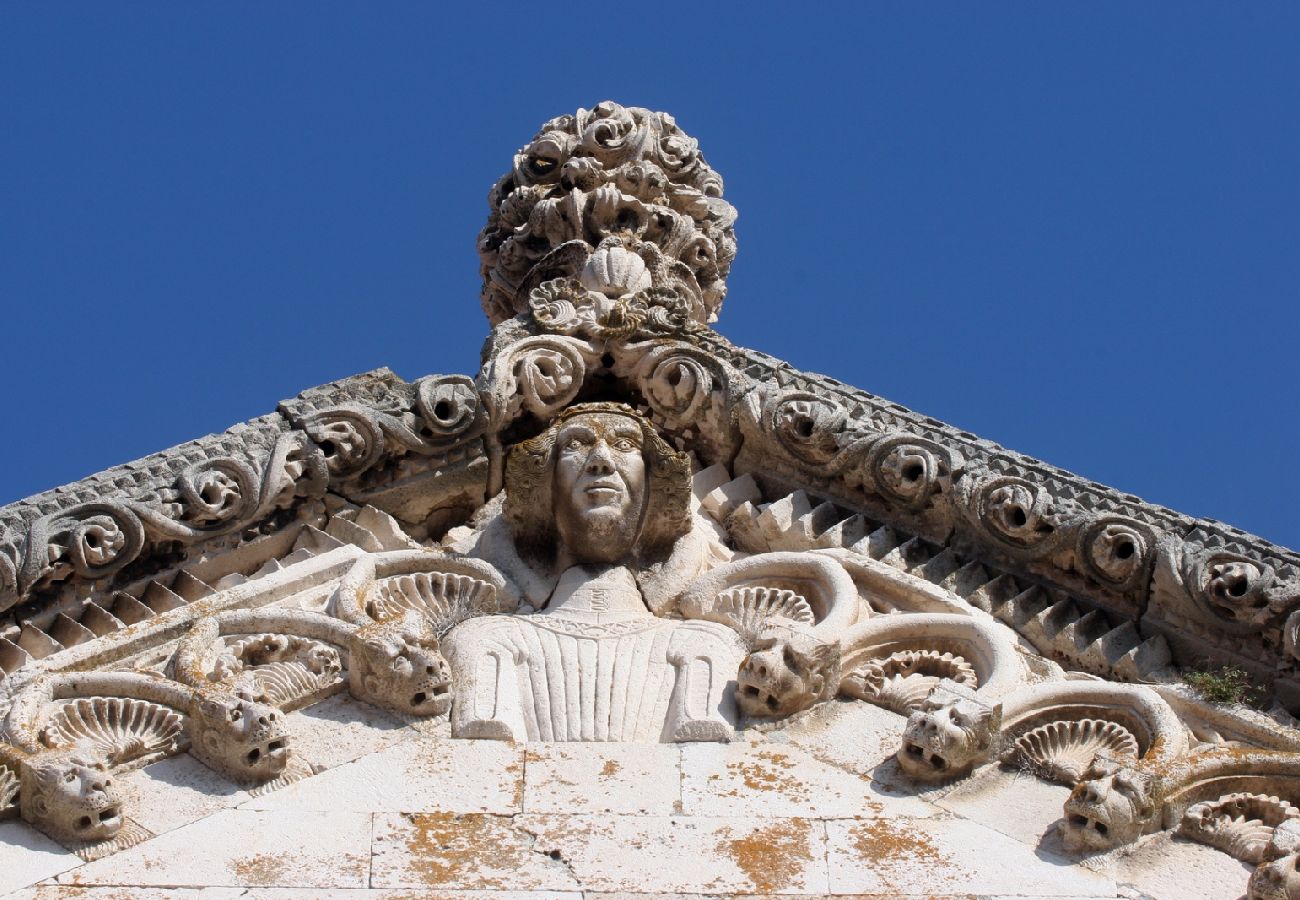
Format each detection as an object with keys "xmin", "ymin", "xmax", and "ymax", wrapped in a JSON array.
[{"xmin": 0, "ymin": 101, "xmax": 1297, "ymax": 899}]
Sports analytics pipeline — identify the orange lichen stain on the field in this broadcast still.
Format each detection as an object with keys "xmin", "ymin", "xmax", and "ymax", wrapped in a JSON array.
[
  {"xmin": 230, "ymin": 851, "xmax": 291, "ymax": 885},
  {"xmin": 849, "ymin": 818, "xmax": 953, "ymax": 890},
  {"xmin": 717, "ymin": 819, "xmax": 813, "ymax": 893},
  {"xmin": 600, "ymin": 759, "xmax": 621, "ymax": 777},
  {"xmin": 726, "ymin": 749, "xmax": 809, "ymax": 800},
  {"xmin": 402, "ymin": 811, "xmax": 528, "ymax": 888}
]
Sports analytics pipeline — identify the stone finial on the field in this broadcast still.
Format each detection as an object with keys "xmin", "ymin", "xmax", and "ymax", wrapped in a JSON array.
[{"xmin": 477, "ymin": 101, "xmax": 738, "ymax": 329}]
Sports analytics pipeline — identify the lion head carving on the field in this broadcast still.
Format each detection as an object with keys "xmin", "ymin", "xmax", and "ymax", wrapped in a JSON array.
[
  {"xmin": 1059, "ymin": 753, "xmax": 1157, "ymax": 852},
  {"xmin": 736, "ymin": 625, "xmax": 840, "ymax": 719},
  {"xmin": 896, "ymin": 680, "xmax": 1001, "ymax": 782},
  {"xmin": 19, "ymin": 742, "xmax": 123, "ymax": 843},
  {"xmin": 347, "ymin": 613, "xmax": 452, "ymax": 717},
  {"xmin": 188, "ymin": 690, "xmax": 290, "ymax": 782}
]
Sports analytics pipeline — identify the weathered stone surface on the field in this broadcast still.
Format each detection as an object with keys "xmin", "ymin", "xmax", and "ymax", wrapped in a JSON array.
[
  {"xmin": 56, "ymin": 809, "xmax": 371, "ymax": 888},
  {"xmin": 522, "ymin": 742, "xmax": 681, "ymax": 815}
]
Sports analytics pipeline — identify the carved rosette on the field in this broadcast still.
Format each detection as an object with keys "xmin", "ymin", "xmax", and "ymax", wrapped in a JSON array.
[{"xmin": 864, "ymin": 435, "xmax": 959, "ymax": 512}]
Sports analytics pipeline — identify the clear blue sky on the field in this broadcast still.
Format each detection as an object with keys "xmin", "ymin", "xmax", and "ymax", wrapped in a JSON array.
[{"xmin": 2, "ymin": 4, "xmax": 1297, "ymax": 549}]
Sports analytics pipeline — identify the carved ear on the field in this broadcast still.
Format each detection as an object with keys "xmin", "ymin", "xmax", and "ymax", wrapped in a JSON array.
[
  {"xmin": 807, "ymin": 672, "xmax": 825, "ymax": 698},
  {"xmin": 202, "ymin": 730, "xmax": 221, "ymax": 753},
  {"xmin": 989, "ymin": 702, "xmax": 1004, "ymax": 733},
  {"xmin": 30, "ymin": 793, "xmax": 49, "ymax": 817},
  {"xmin": 363, "ymin": 674, "xmax": 381, "ymax": 696}
]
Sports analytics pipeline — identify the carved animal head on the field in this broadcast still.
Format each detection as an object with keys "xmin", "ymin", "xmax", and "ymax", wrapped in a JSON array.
[
  {"xmin": 19, "ymin": 743, "xmax": 123, "ymax": 843},
  {"xmin": 348, "ymin": 613, "xmax": 452, "ymax": 716},
  {"xmin": 1059, "ymin": 754, "xmax": 1157, "ymax": 852},
  {"xmin": 1249, "ymin": 853, "xmax": 1300, "ymax": 900},
  {"xmin": 896, "ymin": 681, "xmax": 1001, "ymax": 782},
  {"xmin": 736, "ymin": 627, "xmax": 840, "ymax": 718},
  {"xmin": 188, "ymin": 690, "xmax": 290, "ymax": 782}
]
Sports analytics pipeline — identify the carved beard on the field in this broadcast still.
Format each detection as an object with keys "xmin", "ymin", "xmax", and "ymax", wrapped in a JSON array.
[{"xmin": 555, "ymin": 499, "xmax": 644, "ymax": 565}]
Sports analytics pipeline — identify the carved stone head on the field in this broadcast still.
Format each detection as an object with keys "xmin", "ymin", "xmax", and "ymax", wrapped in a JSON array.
[
  {"xmin": 736, "ymin": 625, "xmax": 841, "ymax": 718},
  {"xmin": 505, "ymin": 403, "xmax": 691, "ymax": 568},
  {"xmin": 19, "ymin": 743, "xmax": 123, "ymax": 843},
  {"xmin": 347, "ymin": 613, "xmax": 452, "ymax": 717},
  {"xmin": 896, "ymin": 680, "xmax": 1001, "ymax": 782},
  {"xmin": 188, "ymin": 690, "xmax": 290, "ymax": 783},
  {"xmin": 477, "ymin": 101, "xmax": 737, "ymax": 329},
  {"xmin": 1249, "ymin": 854, "xmax": 1300, "ymax": 900},
  {"xmin": 1059, "ymin": 753, "xmax": 1157, "ymax": 852}
]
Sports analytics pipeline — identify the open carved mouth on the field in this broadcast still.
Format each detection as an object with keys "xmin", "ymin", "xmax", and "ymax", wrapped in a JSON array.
[
  {"xmin": 78, "ymin": 803, "xmax": 122, "ymax": 833},
  {"xmin": 902, "ymin": 741, "xmax": 948, "ymax": 771},
  {"xmin": 1066, "ymin": 812, "xmax": 1109, "ymax": 838},
  {"xmin": 412, "ymin": 683, "xmax": 451, "ymax": 709},
  {"xmin": 246, "ymin": 737, "xmax": 289, "ymax": 768}
]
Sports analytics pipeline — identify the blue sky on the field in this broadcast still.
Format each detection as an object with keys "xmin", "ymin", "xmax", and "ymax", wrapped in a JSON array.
[{"xmin": 2, "ymin": 4, "xmax": 1297, "ymax": 549}]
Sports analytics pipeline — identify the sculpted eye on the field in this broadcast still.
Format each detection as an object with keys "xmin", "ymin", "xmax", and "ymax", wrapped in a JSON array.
[
  {"xmin": 565, "ymin": 438, "xmax": 584, "ymax": 451},
  {"xmin": 64, "ymin": 771, "xmax": 76, "ymax": 783},
  {"xmin": 229, "ymin": 708, "xmax": 242, "ymax": 722},
  {"xmin": 613, "ymin": 438, "xmax": 636, "ymax": 452}
]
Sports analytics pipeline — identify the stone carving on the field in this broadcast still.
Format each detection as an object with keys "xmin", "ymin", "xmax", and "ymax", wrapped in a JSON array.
[
  {"xmin": 0, "ymin": 101, "xmax": 1297, "ymax": 898},
  {"xmin": 39, "ymin": 697, "xmax": 185, "ymax": 769},
  {"xmin": 476, "ymin": 102, "xmax": 736, "ymax": 329},
  {"xmin": 895, "ymin": 679, "xmax": 1186, "ymax": 785},
  {"xmin": 843, "ymin": 649, "xmax": 978, "ymax": 715},
  {"xmin": 896, "ymin": 680, "xmax": 1002, "ymax": 782},
  {"xmin": 1009, "ymin": 718, "xmax": 1139, "ymax": 783},
  {"xmin": 175, "ymin": 606, "xmax": 458, "ymax": 719},
  {"xmin": 1180, "ymin": 793, "xmax": 1300, "ymax": 864},
  {"xmin": 16, "ymin": 743, "xmax": 123, "ymax": 844},
  {"xmin": 1250, "ymin": 820, "xmax": 1300, "ymax": 900},
  {"xmin": 445, "ymin": 404, "xmax": 748, "ymax": 741},
  {"xmin": 1060, "ymin": 747, "xmax": 1300, "ymax": 853}
]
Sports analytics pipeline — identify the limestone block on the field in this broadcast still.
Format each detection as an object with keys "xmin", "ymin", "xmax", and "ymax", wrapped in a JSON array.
[
  {"xmin": 281, "ymin": 693, "xmax": 415, "ymax": 771},
  {"xmin": 522, "ymin": 742, "xmax": 681, "ymax": 815},
  {"xmin": 115, "ymin": 752, "xmax": 249, "ymax": 836},
  {"xmin": 825, "ymin": 816, "xmax": 1116, "ymax": 896},
  {"xmin": 0, "ymin": 821, "xmax": 82, "ymax": 894},
  {"xmin": 371, "ymin": 812, "xmax": 582, "ymax": 891},
  {"xmin": 934, "ymin": 762, "xmax": 1074, "ymax": 848},
  {"xmin": 242, "ymin": 736, "xmax": 522, "ymax": 814},
  {"xmin": 681, "ymin": 739, "xmax": 939, "ymax": 819},
  {"xmin": 55, "ymin": 809, "xmax": 371, "ymax": 889},
  {"xmin": 1079, "ymin": 831, "xmax": 1256, "ymax": 900}
]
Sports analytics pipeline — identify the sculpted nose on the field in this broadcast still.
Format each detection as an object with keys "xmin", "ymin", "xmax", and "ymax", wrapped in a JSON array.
[{"xmin": 585, "ymin": 443, "xmax": 615, "ymax": 476}]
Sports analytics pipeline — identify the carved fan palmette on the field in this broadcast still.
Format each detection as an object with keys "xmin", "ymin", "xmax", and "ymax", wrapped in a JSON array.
[
  {"xmin": 843, "ymin": 650, "xmax": 978, "ymax": 715},
  {"xmin": 368, "ymin": 572, "xmax": 496, "ymax": 629},
  {"xmin": 713, "ymin": 585, "xmax": 814, "ymax": 645},
  {"xmin": 1009, "ymin": 718, "xmax": 1139, "ymax": 784},
  {"xmin": 39, "ymin": 697, "xmax": 184, "ymax": 768},
  {"xmin": 1180, "ymin": 793, "xmax": 1300, "ymax": 863}
]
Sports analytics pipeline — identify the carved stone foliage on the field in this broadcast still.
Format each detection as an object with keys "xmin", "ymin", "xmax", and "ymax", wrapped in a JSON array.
[{"xmin": 477, "ymin": 102, "xmax": 737, "ymax": 329}]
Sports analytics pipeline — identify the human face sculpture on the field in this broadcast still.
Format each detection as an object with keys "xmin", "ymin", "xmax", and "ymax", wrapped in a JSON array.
[
  {"xmin": 552, "ymin": 412, "xmax": 648, "ymax": 564},
  {"xmin": 20, "ymin": 744, "xmax": 123, "ymax": 843}
]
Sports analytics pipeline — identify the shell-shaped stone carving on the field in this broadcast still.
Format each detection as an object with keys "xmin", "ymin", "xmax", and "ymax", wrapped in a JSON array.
[
  {"xmin": 39, "ymin": 697, "xmax": 184, "ymax": 768},
  {"xmin": 844, "ymin": 650, "xmax": 978, "ymax": 715},
  {"xmin": 1009, "ymin": 718, "xmax": 1139, "ymax": 785},
  {"xmin": 713, "ymin": 585, "xmax": 814, "ymax": 645},
  {"xmin": 368, "ymin": 572, "xmax": 497, "ymax": 630},
  {"xmin": 1181, "ymin": 793, "xmax": 1300, "ymax": 863},
  {"xmin": 248, "ymin": 660, "xmax": 340, "ymax": 709}
]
